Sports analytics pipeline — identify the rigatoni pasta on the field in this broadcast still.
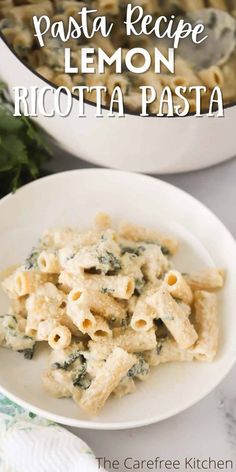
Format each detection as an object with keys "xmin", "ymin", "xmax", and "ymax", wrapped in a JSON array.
[
  {"xmin": 184, "ymin": 268, "xmax": 225, "ymax": 291},
  {"xmin": 0, "ymin": 214, "xmax": 225, "ymax": 415},
  {"xmin": 48, "ymin": 325, "xmax": 72, "ymax": 350},
  {"xmin": 79, "ymin": 347, "xmax": 136, "ymax": 415},
  {"xmin": 148, "ymin": 285, "xmax": 198, "ymax": 349},
  {"xmin": 190, "ymin": 290, "xmax": 219, "ymax": 361},
  {"xmin": 164, "ymin": 270, "xmax": 193, "ymax": 305},
  {"xmin": 144, "ymin": 337, "xmax": 194, "ymax": 366}
]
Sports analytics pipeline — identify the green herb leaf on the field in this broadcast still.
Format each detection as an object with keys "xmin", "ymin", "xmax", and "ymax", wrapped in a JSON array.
[{"xmin": 0, "ymin": 82, "xmax": 52, "ymax": 198}]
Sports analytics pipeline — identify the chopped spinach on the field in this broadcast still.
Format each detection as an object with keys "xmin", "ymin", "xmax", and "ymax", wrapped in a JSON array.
[
  {"xmin": 18, "ymin": 347, "xmax": 35, "ymax": 360},
  {"xmin": 52, "ymin": 350, "xmax": 84, "ymax": 370},
  {"xmin": 121, "ymin": 314, "xmax": 132, "ymax": 328},
  {"xmin": 0, "ymin": 314, "xmax": 35, "ymax": 353},
  {"xmin": 24, "ymin": 246, "xmax": 40, "ymax": 270},
  {"xmin": 161, "ymin": 246, "xmax": 170, "ymax": 256},
  {"xmin": 156, "ymin": 341, "xmax": 163, "ymax": 355},
  {"xmin": 156, "ymin": 337, "xmax": 168, "ymax": 355},
  {"xmin": 65, "ymin": 351, "xmax": 85, "ymax": 370},
  {"xmin": 154, "ymin": 318, "xmax": 164, "ymax": 328},
  {"xmin": 121, "ymin": 246, "xmax": 145, "ymax": 256},
  {"xmin": 73, "ymin": 374, "xmax": 91, "ymax": 390},
  {"xmin": 0, "ymin": 314, "xmax": 17, "ymax": 323},
  {"xmin": 207, "ymin": 11, "xmax": 217, "ymax": 30},
  {"xmin": 53, "ymin": 350, "xmax": 91, "ymax": 389},
  {"xmin": 65, "ymin": 253, "xmax": 75, "ymax": 261},
  {"xmin": 98, "ymin": 251, "xmax": 121, "ymax": 273},
  {"xmin": 101, "ymin": 287, "xmax": 115, "ymax": 294},
  {"xmin": 134, "ymin": 278, "xmax": 145, "ymax": 296},
  {"xmin": 72, "ymin": 363, "xmax": 91, "ymax": 390},
  {"xmin": 127, "ymin": 356, "xmax": 149, "ymax": 378},
  {"xmin": 84, "ymin": 267, "xmax": 101, "ymax": 275}
]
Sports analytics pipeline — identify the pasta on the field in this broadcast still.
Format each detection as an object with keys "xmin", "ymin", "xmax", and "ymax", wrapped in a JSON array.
[
  {"xmin": 190, "ymin": 290, "xmax": 219, "ymax": 361},
  {"xmin": 144, "ymin": 337, "xmax": 194, "ymax": 366},
  {"xmin": 67, "ymin": 303, "xmax": 97, "ymax": 334},
  {"xmin": 48, "ymin": 325, "xmax": 72, "ymax": 350},
  {"xmin": 184, "ymin": 268, "xmax": 225, "ymax": 291},
  {"xmin": 38, "ymin": 250, "xmax": 61, "ymax": 274},
  {"xmin": 0, "ymin": 1, "xmax": 235, "ymax": 114},
  {"xmin": 0, "ymin": 214, "xmax": 225, "ymax": 415},
  {"xmin": 79, "ymin": 347, "xmax": 136, "ymax": 415},
  {"xmin": 147, "ymin": 285, "xmax": 198, "ymax": 349},
  {"xmin": 87, "ymin": 315, "xmax": 112, "ymax": 341},
  {"xmin": 164, "ymin": 270, "xmax": 193, "ymax": 305},
  {"xmin": 68, "ymin": 287, "xmax": 125, "ymax": 319},
  {"xmin": 131, "ymin": 299, "xmax": 156, "ymax": 332}
]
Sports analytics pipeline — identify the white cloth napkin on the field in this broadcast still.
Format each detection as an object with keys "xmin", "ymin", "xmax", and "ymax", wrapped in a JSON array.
[{"xmin": 0, "ymin": 394, "xmax": 105, "ymax": 472}]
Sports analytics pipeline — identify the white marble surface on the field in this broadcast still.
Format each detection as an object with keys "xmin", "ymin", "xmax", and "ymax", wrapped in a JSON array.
[{"xmin": 46, "ymin": 152, "xmax": 236, "ymax": 470}]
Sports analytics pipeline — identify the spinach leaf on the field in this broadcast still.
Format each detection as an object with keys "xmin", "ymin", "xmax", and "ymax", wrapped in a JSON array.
[
  {"xmin": 52, "ymin": 350, "xmax": 84, "ymax": 370},
  {"xmin": 121, "ymin": 246, "xmax": 145, "ymax": 256},
  {"xmin": 161, "ymin": 246, "xmax": 170, "ymax": 256},
  {"xmin": 98, "ymin": 251, "xmax": 121, "ymax": 273},
  {"xmin": 127, "ymin": 356, "xmax": 149, "ymax": 378},
  {"xmin": 18, "ymin": 347, "xmax": 35, "ymax": 360},
  {"xmin": 72, "ymin": 363, "xmax": 91, "ymax": 390},
  {"xmin": 24, "ymin": 246, "xmax": 40, "ymax": 270}
]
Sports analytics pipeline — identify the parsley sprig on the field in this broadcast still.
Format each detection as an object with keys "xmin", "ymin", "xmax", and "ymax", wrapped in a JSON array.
[{"xmin": 0, "ymin": 82, "xmax": 52, "ymax": 198}]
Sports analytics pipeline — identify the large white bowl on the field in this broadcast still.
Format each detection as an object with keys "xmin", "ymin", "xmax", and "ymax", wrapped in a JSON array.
[
  {"xmin": 0, "ymin": 36, "xmax": 236, "ymax": 174},
  {"xmin": 0, "ymin": 169, "xmax": 236, "ymax": 430}
]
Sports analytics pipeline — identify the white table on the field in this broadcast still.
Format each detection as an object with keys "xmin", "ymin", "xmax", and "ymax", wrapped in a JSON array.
[{"xmin": 47, "ymin": 152, "xmax": 236, "ymax": 470}]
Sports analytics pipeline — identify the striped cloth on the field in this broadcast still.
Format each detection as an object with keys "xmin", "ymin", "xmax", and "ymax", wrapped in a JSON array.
[{"xmin": 0, "ymin": 394, "xmax": 105, "ymax": 472}]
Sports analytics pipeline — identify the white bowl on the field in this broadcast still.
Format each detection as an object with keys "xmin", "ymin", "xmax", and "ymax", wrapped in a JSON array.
[
  {"xmin": 0, "ymin": 169, "xmax": 236, "ymax": 430},
  {"xmin": 0, "ymin": 36, "xmax": 236, "ymax": 174}
]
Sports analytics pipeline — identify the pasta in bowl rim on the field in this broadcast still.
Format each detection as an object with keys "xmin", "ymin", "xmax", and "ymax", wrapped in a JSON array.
[
  {"xmin": 0, "ymin": 169, "xmax": 236, "ymax": 429},
  {"xmin": 1, "ymin": 30, "xmax": 236, "ymax": 118}
]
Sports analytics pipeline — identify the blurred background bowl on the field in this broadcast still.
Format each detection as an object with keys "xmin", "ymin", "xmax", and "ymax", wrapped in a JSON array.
[{"xmin": 0, "ymin": 36, "xmax": 236, "ymax": 174}]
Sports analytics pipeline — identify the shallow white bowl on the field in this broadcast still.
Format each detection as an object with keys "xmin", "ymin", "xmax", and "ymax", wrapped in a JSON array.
[
  {"xmin": 0, "ymin": 169, "xmax": 236, "ymax": 430},
  {"xmin": 0, "ymin": 37, "xmax": 236, "ymax": 173}
]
